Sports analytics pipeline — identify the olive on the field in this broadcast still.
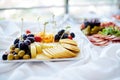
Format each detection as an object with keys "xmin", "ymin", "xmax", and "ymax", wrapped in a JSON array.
[
  {"xmin": 2, "ymin": 54, "xmax": 8, "ymax": 60},
  {"xmin": 10, "ymin": 49, "xmax": 14, "ymax": 53},
  {"xmin": 18, "ymin": 50, "xmax": 25, "ymax": 57},
  {"xmin": 14, "ymin": 48, "xmax": 20, "ymax": 53},
  {"xmin": 10, "ymin": 45, "xmax": 15, "ymax": 50},
  {"xmin": 7, "ymin": 53, "xmax": 14, "ymax": 60},
  {"xmin": 82, "ymin": 26, "xmax": 91, "ymax": 35},
  {"xmin": 14, "ymin": 54, "xmax": 19, "ymax": 60},
  {"xmin": 23, "ymin": 54, "xmax": 30, "ymax": 59}
]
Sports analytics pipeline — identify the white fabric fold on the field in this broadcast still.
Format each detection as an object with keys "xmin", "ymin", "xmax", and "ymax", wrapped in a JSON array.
[{"xmin": 0, "ymin": 17, "xmax": 120, "ymax": 80}]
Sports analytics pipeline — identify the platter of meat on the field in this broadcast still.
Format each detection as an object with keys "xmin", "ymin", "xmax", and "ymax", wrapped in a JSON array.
[
  {"xmin": 113, "ymin": 15, "xmax": 120, "ymax": 21},
  {"xmin": 80, "ymin": 19, "xmax": 120, "ymax": 46}
]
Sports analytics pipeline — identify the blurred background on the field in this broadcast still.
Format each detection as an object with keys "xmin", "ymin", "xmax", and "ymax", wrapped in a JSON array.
[{"xmin": 0, "ymin": 0, "xmax": 120, "ymax": 22}]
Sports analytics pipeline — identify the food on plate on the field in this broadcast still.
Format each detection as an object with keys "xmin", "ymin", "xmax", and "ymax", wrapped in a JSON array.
[
  {"xmin": 35, "ymin": 32, "xmax": 54, "ymax": 43},
  {"xmin": 54, "ymin": 29, "xmax": 75, "ymax": 42},
  {"xmin": 2, "ymin": 28, "xmax": 80, "ymax": 60},
  {"xmin": 80, "ymin": 18, "xmax": 120, "ymax": 46},
  {"xmin": 59, "ymin": 39, "xmax": 77, "ymax": 46},
  {"xmin": 113, "ymin": 15, "xmax": 120, "ymax": 20}
]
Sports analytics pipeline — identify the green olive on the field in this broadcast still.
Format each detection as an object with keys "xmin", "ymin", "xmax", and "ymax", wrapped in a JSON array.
[
  {"xmin": 10, "ymin": 49, "xmax": 14, "ymax": 53},
  {"xmin": 23, "ymin": 54, "xmax": 30, "ymax": 59},
  {"xmin": 10, "ymin": 45, "xmax": 15, "ymax": 50},
  {"xmin": 82, "ymin": 26, "xmax": 91, "ymax": 35},
  {"xmin": 7, "ymin": 53, "xmax": 14, "ymax": 60},
  {"xmin": 14, "ymin": 48, "xmax": 20, "ymax": 53},
  {"xmin": 18, "ymin": 50, "xmax": 25, "ymax": 57},
  {"xmin": 14, "ymin": 54, "xmax": 19, "ymax": 60},
  {"xmin": 90, "ymin": 26, "xmax": 102, "ymax": 34}
]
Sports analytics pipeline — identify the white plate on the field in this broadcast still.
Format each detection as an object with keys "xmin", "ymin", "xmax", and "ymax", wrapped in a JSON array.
[{"xmin": 0, "ymin": 38, "xmax": 90, "ymax": 63}]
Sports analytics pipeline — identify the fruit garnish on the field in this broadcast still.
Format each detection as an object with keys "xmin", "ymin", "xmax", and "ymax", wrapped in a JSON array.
[
  {"xmin": 70, "ymin": 32, "xmax": 75, "ymax": 38},
  {"xmin": 68, "ymin": 35, "xmax": 73, "ymax": 40},
  {"xmin": 27, "ymin": 37, "xmax": 35, "ymax": 43},
  {"xmin": 24, "ymin": 39, "xmax": 31, "ymax": 45},
  {"xmin": 62, "ymin": 33, "xmax": 68, "ymax": 39},
  {"xmin": 26, "ymin": 30, "xmax": 31, "ymax": 34},
  {"xmin": 34, "ymin": 36, "xmax": 42, "ymax": 42},
  {"xmin": 54, "ymin": 26, "xmax": 75, "ymax": 41},
  {"xmin": 14, "ymin": 38, "xmax": 20, "ymax": 45},
  {"xmin": 58, "ymin": 29, "xmax": 65, "ymax": 36},
  {"xmin": 22, "ymin": 34, "xmax": 27, "ymax": 40},
  {"xmin": 54, "ymin": 34, "xmax": 60, "ymax": 42},
  {"xmin": 28, "ymin": 34, "xmax": 34, "ymax": 37}
]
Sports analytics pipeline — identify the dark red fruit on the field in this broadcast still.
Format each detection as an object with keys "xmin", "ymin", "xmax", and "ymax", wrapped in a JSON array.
[
  {"xmin": 26, "ymin": 30, "xmax": 31, "ymax": 34},
  {"xmin": 34, "ymin": 36, "xmax": 42, "ymax": 42},
  {"xmin": 68, "ymin": 35, "xmax": 73, "ymax": 40}
]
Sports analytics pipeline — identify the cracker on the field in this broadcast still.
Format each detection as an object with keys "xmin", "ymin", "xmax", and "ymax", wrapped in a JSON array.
[
  {"xmin": 61, "ymin": 43, "xmax": 80, "ymax": 53},
  {"xmin": 59, "ymin": 39, "xmax": 77, "ymax": 46}
]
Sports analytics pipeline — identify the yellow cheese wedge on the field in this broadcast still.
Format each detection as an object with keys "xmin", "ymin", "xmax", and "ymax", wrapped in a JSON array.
[
  {"xmin": 36, "ymin": 54, "xmax": 50, "ymax": 60},
  {"xmin": 30, "ymin": 44, "xmax": 37, "ymax": 58},
  {"xmin": 35, "ymin": 43, "xmax": 42, "ymax": 54}
]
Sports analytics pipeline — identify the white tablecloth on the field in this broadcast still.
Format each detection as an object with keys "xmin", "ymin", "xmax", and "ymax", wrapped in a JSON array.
[{"xmin": 0, "ymin": 16, "xmax": 120, "ymax": 80}]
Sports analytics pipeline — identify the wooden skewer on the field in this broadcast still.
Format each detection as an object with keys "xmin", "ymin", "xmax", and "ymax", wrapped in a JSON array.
[
  {"xmin": 52, "ymin": 14, "xmax": 57, "ymax": 33},
  {"xmin": 21, "ymin": 18, "xmax": 23, "ymax": 40},
  {"xmin": 37, "ymin": 17, "xmax": 40, "ymax": 31},
  {"xmin": 60, "ymin": 26, "xmax": 71, "ymax": 40},
  {"xmin": 43, "ymin": 22, "xmax": 49, "ymax": 42}
]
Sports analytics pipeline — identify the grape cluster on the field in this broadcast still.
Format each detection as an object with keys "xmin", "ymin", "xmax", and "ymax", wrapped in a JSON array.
[
  {"xmin": 54, "ymin": 29, "xmax": 75, "ymax": 42},
  {"xmin": 2, "ymin": 33, "xmax": 35, "ymax": 60},
  {"xmin": 84, "ymin": 19, "xmax": 100, "ymax": 28}
]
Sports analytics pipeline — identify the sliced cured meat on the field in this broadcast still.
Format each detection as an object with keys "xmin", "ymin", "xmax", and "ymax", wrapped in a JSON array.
[
  {"xmin": 93, "ymin": 34, "xmax": 108, "ymax": 40},
  {"xmin": 112, "ymin": 40, "xmax": 120, "ymax": 43},
  {"xmin": 87, "ymin": 34, "xmax": 120, "ymax": 46},
  {"xmin": 90, "ymin": 38, "xmax": 104, "ymax": 43},
  {"xmin": 107, "ymin": 35, "xmax": 116, "ymax": 40},
  {"xmin": 111, "ymin": 37, "xmax": 120, "ymax": 41},
  {"xmin": 80, "ymin": 24, "xmax": 85, "ymax": 30},
  {"xmin": 92, "ymin": 40, "xmax": 109, "ymax": 46},
  {"xmin": 93, "ymin": 34, "xmax": 103, "ymax": 38},
  {"xmin": 87, "ymin": 36, "xmax": 101, "ymax": 42}
]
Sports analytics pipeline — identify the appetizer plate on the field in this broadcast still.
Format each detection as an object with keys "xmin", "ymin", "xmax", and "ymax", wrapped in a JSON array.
[{"xmin": 0, "ymin": 39, "xmax": 89, "ymax": 63}]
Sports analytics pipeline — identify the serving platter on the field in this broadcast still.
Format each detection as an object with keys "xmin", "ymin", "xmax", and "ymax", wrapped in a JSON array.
[
  {"xmin": 80, "ymin": 18, "xmax": 120, "ymax": 47},
  {"xmin": 0, "ymin": 40, "xmax": 88, "ymax": 63},
  {"xmin": 0, "ymin": 29, "xmax": 90, "ymax": 63}
]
